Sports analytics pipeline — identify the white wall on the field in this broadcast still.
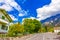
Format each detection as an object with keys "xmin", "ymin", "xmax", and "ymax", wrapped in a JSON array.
[{"xmin": 54, "ymin": 30, "xmax": 60, "ymax": 33}]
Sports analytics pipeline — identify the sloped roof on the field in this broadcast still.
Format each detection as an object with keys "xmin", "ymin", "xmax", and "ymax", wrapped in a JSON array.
[
  {"xmin": 54, "ymin": 27, "xmax": 60, "ymax": 30},
  {"xmin": 0, "ymin": 9, "xmax": 13, "ymax": 22}
]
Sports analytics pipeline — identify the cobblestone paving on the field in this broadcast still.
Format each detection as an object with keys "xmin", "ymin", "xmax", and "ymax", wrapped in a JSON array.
[
  {"xmin": 19, "ymin": 33, "xmax": 60, "ymax": 40},
  {"xmin": 1, "ymin": 33, "xmax": 59, "ymax": 40}
]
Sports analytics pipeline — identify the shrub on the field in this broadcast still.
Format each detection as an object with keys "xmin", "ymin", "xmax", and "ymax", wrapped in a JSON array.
[
  {"xmin": 48, "ymin": 27, "xmax": 54, "ymax": 32},
  {"xmin": 7, "ymin": 23, "xmax": 25, "ymax": 37},
  {"xmin": 38, "ymin": 27, "xmax": 46, "ymax": 33},
  {"xmin": 0, "ymin": 34, "xmax": 8, "ymax": 37},
  {"xmin": 57, "ymin": 32, "xmax": 60, "ymax": 35}
]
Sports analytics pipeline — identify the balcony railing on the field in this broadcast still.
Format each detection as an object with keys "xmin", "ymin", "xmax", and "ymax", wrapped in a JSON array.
[{"xmin": 0, "ymin": 18, "xmax": 9, "ymax": 24}]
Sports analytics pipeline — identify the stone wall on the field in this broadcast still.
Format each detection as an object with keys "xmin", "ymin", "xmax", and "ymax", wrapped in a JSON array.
[
  {"xmin": 0, "ymin": 34, "xmax": 32, "ymax": 40},
  {"xmin": 0, "ymin": 37, "xmax": 21, "ymax": 40}
]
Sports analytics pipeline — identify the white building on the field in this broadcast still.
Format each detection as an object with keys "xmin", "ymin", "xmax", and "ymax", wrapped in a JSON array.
[
  {"xmin": 0, "ymin": 9, "xmax": 12, "ymax": 34},
  {"xmin": 54, "ymin": 27, "xmax": 60, "ymax": 33}
]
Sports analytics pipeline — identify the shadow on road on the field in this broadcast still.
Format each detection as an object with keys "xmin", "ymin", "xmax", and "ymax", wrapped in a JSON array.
[{"xmin": 55, "ymin": 36, "xmax": 60, "ymax": 40}]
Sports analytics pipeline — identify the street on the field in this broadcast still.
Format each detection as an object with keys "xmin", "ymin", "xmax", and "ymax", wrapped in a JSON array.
[{"xmin": 19, "ymin": 33, "xmax": 60, "ymax": 40}]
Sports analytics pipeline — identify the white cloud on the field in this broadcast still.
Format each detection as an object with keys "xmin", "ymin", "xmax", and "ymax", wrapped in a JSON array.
[
  {"xmin": 22, "ymin": 17, "xmax": 36, "ymax": 21},
  {"xmin": 0, "ymin": 0, "xmax": 28, "ymax": 17},
  {"xmin": 19, "ymin": 10, "xmax": 28, "ymax": 17},
  {"xmin": 9, "ymin": 14, "xmax": 18, "ymax": 21},
  {"xmin": 0, "ymin": 0, "xmax": 27, "ymax": 16},
  {"xmin": 0, "ymin": 4, "xmax": 13, "ymax": 11},
  {"xmin": 0, "ymin": 0, "xmax": 21, "ymax": 11},
  {"xmin": 19, "ymin": 13, "xmax": 25, "ymax": 16},
  {"xmin": 28, "ymin": 17, "xmax": 36, "ymax": 19},
  {"xmin": 36, "ymin": 0, "xmax": 60, "ymax": 21}
]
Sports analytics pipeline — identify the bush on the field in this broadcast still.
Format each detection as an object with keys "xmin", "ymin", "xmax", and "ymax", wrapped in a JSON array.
[
  {"xmin": 38, "ymin": 27, "xmax": 46, "ymax": 33},
  {"xmin": 48, "ymin": 27, "xmax": 54, "ymax": 32},
  {"xmin": 7, "ymin": 23, "xmax": 25, "ymax": 37},
  {"xmin": 57, "ymin": 32, "xmax": 60, "ymax": 35},
  {"xmin": 0, "ymin": 34, "xmax": 8, "ymax": 37},
  {"xmin": 38, "ymin": 26, "xmax": 54, "ymax": 33}
]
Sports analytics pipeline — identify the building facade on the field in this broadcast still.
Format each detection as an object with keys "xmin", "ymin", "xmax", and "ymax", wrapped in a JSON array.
[{"xmin": 0, "ymin": 9, "xmax": 12, "ymax": 34}]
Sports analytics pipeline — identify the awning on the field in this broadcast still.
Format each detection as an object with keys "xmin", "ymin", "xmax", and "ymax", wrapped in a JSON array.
[{"xmin": 0, "ymin": 19, "xmax": 9, "ymax": 24}]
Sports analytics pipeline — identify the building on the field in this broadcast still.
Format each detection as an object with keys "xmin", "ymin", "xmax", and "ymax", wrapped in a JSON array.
[
  {"xmin": 0, "ymin": 9, "xmax": 12, "ymax": 34},
  {"xmin": 54, "ymin": 27, "xmax": 60, "ymax": 33}
]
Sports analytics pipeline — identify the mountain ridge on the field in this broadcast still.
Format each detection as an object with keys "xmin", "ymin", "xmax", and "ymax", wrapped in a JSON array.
[{"xmin": 41, "ymin": 14, "xmax": 60, "ymax": 26}]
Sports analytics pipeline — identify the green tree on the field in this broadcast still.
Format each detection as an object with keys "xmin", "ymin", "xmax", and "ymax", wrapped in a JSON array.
[
  {"xmin": 7, "ymin": 23, "xmax": 24, "ymax": 37},
  {"xmin": 44, "ymin": 24, "xmax": 54, "ymax": 32},
  {"xmin": 48, "ymin": 27, "xmax": 54, "ymax": 32},
  {"xmin": 23, "ymin": 19, "xmax": 42, "ymax": 33},
  {"xmin": 44, "ymin": 26, "xmax": 48, "ymax": 32},
  {"xmin": 38, "ymin": 27, "xmax": 46, "ymax": 33}
]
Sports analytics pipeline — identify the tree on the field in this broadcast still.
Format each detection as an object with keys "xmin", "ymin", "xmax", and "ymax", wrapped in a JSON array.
[
  {"xmin": 48, "ymin": 27, "xmax": 54, "ymax": 32},
  {"xmin": 44, "ymin": 23, "xmax": 54, "ymax": 32},
  {"xmin": 23, "ymin": 19, "xmax": 42, "ymax": 33},
  {"xmin": 7, "ymin": 23, "xmax": 24, "ymax": 37},
  {"xmin": 38, "ymin": 27, "xmax": 46, "ymax": 33},
  {"xmin": 33, "ymin": 19, "xmax": 42, "ymax": 32}
]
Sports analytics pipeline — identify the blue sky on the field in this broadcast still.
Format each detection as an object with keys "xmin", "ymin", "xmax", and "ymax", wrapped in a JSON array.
[{"xmin": 0, "ymin": 0, "xmax": 60, "ymax": 23}]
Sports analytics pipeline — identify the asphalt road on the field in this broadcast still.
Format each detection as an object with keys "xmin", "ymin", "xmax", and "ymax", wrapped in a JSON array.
[{"xmin": 19, "ymin": 33, "xmax": 60, "ymax": 40}]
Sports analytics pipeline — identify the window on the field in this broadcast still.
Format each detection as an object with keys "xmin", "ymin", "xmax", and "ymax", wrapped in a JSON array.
[
  {"xmin": 2, "ymin": 16, "xmax": 5, "ymax": 19},
  {"xmin": 1, "ymin": 25, "xmax": 8, "ymax": 30}
]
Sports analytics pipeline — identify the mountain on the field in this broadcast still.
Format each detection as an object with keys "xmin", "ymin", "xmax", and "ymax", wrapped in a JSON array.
[{"xmin": 41, "ymin": 14, "xmax": 60, "ymax": 26}]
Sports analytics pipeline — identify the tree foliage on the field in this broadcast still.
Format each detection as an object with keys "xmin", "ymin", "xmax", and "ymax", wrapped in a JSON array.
[
  {"xmin": 7, "ymin": 23, "xmax": 24, "ymax": 37},
  {"xmin": 23, "ymin": 19, "xmax": 42, "ymax": 33},
  {"xmin": 7, "ymin": 18, "xmax": 54, "ymax": 37},
  {"xmin": 38, "ymin": 27, "xmax": 46, "ymax": 33}
]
